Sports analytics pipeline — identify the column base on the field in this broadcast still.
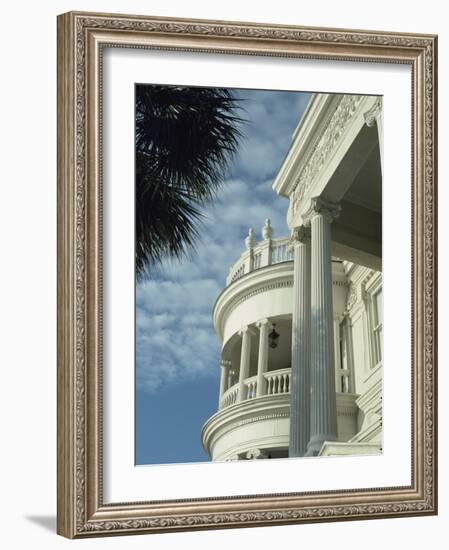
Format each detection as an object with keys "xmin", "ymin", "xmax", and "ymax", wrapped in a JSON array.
[{"xmin": 306, "ymin": 434, "xmax": 337, "ymax": 457}]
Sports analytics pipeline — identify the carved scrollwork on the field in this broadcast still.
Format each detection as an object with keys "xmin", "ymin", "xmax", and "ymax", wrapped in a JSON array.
[{"xmin": 290, "ymin": 96, "xmax": 363, "ymax": 214}]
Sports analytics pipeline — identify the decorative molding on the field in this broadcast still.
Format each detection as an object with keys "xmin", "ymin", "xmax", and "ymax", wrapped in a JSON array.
[
  {"xmin": 346, "ymin": 283, "xmax": 358, "ymax": 312},
  {"xmin": 290, "ymin": 96, "xmax": 363, "ymax": 213},
  {"xmin": 364, "ymin": 97, "xmax": 382, "ymax": 127},
  {"xmin": 289, "ymin": 225, "xmax": 311, "ymax": 244},
  {"xmin": 303, "ymin": 197, "xmax": 342, "ymax": 225},
  {"xmin": 82, "ymin": 498, "xmax": 433, "ymax": 533}
]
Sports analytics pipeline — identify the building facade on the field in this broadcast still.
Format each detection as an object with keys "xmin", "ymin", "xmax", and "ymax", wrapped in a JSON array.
[{"xmin": 201, "ymin": 93, "xmax": 383, "ymax": 461}]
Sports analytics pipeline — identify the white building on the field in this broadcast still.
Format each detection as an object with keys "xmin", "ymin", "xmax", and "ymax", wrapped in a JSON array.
[{"xmin": 201, "ymin": 93, "xmax": 383, "ymax": 461}]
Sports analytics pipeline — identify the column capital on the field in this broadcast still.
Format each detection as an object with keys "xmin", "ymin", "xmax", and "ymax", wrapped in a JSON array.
[
  {"xmin": 364, "ymin": 97, "xmax": 382, "ymax": 127},
  {"xmin": 303, "ymin": 196, "xmax": 341, "ymax": 225},
  {"xmin": 288, "ymin": 225, "xmax": 311, "ymax": 251},
  {"xmin": 256, "ymin": 318, "xmax": 270, "ymax": 329},
  {"xmin": 220, "ymin": 359, "xmax": 232, "ymax": 368},
  {"xmin": 238, "ymin": 325, "xmax": 256, "ymax": 337}
]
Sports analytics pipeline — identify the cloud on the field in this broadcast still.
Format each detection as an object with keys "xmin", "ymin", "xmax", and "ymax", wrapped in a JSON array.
[
  {"xmin": 136, "ymin": 277, "xmax": 222, "ymax": 391},
  {"xmin": 232, "ymin": 89, "xmax": 311, "ymax": 181},
  {"xmin": 136, "ymin": 90, "xmax": 311, "ymax": 394}
]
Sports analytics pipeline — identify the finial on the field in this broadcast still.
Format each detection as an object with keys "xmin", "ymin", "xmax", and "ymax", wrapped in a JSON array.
[
  {"xmin": 245, "ymin": 227, "xmax": 256, "ymax": 250},
  {"xmin": 262, "ymin": 218, "xmax": 273, "ymax": 240}
]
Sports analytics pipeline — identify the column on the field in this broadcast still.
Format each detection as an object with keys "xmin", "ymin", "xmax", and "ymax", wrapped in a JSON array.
[
  {"xmin": 238, "ymin": 326, "xmax": 253, "ymax": 402},
  {"xmin": 218, "ymin": 360, "xmax": 231, "ymax": 409},
  {"xmin": 256, "ymin": 319, "xmax": 270, "ymax": 397},
  {"xmin": 342, "ymin": 314, "xmax": 355, "ymax": 393},
  {"xmin": 289, "ymin": 227, "xmax": 311, "ymax": 457},
  {"xmin": 333, "ymin": 317, "xmax": 342, "ymax": 392},
  {"xmin": 306, "ymin": 198, "xmax": 341, "ymax": 456},
  {"xmin": 364, "ymin": 97, "xmax": 383, "ymax": 175}
]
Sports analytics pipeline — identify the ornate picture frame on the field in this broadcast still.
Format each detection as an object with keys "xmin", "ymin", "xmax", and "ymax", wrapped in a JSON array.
[{"xmin": 57, "ymin": 11, "xmax": 437, "ymax": 538}]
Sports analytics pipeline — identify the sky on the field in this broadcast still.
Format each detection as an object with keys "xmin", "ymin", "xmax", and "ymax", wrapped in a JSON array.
[{"xmin": 136, "ymin": 87, "xmax": 311, "ymax": 465}]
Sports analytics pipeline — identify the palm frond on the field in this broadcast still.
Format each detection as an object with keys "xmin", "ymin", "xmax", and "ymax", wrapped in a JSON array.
[{"xmin": 135, "ymin": 85, "xmax": 246, "ymax": 277}]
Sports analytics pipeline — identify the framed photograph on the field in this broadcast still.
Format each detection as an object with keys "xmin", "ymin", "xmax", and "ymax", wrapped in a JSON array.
[{"xmin": 57, "ymin": 11, "xmax": 438, "ymax": 538}]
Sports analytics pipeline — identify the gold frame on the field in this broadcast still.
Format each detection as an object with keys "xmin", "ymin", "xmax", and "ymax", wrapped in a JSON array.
[{"xmin": 57, "ymin": 11, "xmax": 438, "ymax": 538}]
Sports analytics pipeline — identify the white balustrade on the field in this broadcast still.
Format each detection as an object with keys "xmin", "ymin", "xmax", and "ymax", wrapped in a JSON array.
[
  {"xmin": 230, "ymin": 264, "xmax": 245, "ymax": 283},
  {"xmin": 220, "ymin": 368, "xmax": 292, "ymax": 408},
  {"xmin": 271, "ymin": 243, "xmax": 293, "ymax": 264},
  {"xmin": 265, "ymin": 369, "xmax": 291, "ymax": 395},
  {"xmin": 220, "ymin": 385, "xmax": 239, "ymax": 408},
  {"xmin": 244, "ymin": 376, "xmax": 258, "ymax": 399},
  {"xmin": 253, "ymin": 252, "xmax": 262, "ymax": 270},
  {"xmin": 226, "ymin": 235, "xmax": 293, "ymax": 286}
]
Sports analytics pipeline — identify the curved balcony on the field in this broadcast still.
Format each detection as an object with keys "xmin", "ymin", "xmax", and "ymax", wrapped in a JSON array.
[
  {"xmin": 201, "ymin": 366, "xmax": 359, "ymax": 461},
  {"xmin": 226, "ymin": 234, "xmax": 293, "ymax": 287}
]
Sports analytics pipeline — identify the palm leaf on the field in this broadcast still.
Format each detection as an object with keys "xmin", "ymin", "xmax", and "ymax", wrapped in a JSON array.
[{"xmin": 135, "ymin": 85, "xmax": 246, "ymax": 277}]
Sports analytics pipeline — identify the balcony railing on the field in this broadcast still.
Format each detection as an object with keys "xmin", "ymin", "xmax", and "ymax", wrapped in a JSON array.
[
  {"xmin": 220, "ymin": 368, "xmax": 292, "ymax": 409},
  {"xmin": 226, "ymin": 235, "xmax": 293, "ymax": 286}
]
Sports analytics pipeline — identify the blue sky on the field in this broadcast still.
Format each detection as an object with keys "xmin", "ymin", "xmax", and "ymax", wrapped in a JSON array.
[{"xmin": 136, "ymin": 88, "xmax": 311, "ymax": 465}]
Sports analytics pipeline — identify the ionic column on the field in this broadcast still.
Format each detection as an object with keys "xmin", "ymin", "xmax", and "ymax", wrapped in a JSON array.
[
  {"xmin": 218, "ymin": 360, "xmax": 231, "ymax": 408},
  {"xmin": 289, "ymin": 226, "xmax": 311, "ymax": 457},
  {"xmin": 256, "ymin": 319, "xmax": 270, "ymax": 397},
  {"xmin": 306, "ymin": 198, "xmax": 341, "ymax": 456},
  {"xmin": 238, "ymin": 326, "xmax": 253, "ymax": 402}
]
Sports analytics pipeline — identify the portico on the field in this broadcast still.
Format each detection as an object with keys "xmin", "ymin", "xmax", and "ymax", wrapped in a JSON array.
[
  {"xmin": 201, "ymin": 93, "xmax": 383, "ymax": 462},
  {"xmin": 272, "ymin": 93, "xmax": 382, "ymax": 457}
]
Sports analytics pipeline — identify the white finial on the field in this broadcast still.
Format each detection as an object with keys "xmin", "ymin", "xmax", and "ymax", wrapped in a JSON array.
[
  {"xmin": 245, "ymin": 227, "xmax": 256, "ymax": 250},
  {"xmin": 262, "ymin": 218, "xmax": 273, "ymax": 240}
]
